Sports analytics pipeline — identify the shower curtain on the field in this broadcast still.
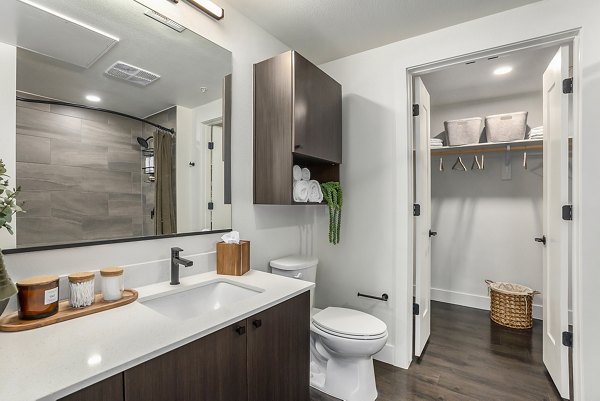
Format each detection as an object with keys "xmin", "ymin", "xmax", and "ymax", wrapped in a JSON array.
[{"xmin": 154, "ymin": 130, "xmax": 176, "ymax": 235}]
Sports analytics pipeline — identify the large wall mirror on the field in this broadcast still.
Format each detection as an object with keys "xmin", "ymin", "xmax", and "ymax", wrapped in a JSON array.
[{"xmin": 2, "ymin": 0, "xmax": 232, "ymax": 250}]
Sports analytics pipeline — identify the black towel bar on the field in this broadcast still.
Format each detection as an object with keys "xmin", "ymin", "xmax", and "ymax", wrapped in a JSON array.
[{"xmin": 357, "ymin": 292, "xmax": 389, "ymax": 302}]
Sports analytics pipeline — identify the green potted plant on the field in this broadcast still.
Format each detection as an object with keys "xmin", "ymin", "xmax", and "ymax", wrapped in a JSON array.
[
  {"xmin": 0, "ymin": 159, "xmax": 23, "ymax": 315},
  {"xmin": 320, "ymin": 181, "xmax": 342, "ymax": 245}
]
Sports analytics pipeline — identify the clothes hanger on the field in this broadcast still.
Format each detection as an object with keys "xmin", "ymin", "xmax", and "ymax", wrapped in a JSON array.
[
  {"xmin": 471, "ymin": 155, "xmax": 482, "ymax": 170},
  {"xmin": 452, "ymin": 156, "xmax": 466, "ymax": 171}
]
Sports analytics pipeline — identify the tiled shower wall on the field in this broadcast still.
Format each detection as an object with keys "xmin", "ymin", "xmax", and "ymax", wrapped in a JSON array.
[{"xmin": 15, "ymin": 100, "xmax": 147, "ymax": 246}]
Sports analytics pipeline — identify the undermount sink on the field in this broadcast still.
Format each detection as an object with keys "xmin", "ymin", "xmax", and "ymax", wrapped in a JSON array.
[{"xmin": 140, "ymin": 280, "xmax": 263, "ymax": 320}]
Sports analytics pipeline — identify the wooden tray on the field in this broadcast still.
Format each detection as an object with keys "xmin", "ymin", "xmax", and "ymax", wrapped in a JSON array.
[{"xmin": 0, "ymin": 289, "xmax": 138, "ymax": 332}]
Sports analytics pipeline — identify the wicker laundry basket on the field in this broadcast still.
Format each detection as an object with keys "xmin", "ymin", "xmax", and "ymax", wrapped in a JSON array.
[{"xmin": 485, "ymin": 280, "xmax": 540, "ymax": 329}]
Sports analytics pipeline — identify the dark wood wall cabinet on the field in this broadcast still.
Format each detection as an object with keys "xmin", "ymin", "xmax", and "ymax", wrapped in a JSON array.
[
  {"xmin": 254, "ymin": 51, "xmax": 342, "ymax": 204},
  {"xmin": 59, "ymin": 292, "xmax": 310, "ymax": 401}
]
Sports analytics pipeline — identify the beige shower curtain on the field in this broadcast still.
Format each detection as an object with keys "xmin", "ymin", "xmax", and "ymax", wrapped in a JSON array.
[{"xmin": 154, "ymin": 130, "xmax": 176, "ymax": 235}]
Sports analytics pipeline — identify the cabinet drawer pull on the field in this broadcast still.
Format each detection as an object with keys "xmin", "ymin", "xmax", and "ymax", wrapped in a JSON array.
[
  {"xmin": 252, "ymin": 319, "xmax": 262, "ymax": 328},
  {"xmin": 235, "ymin": 325, "xmax": 246, "ymax": 335}
]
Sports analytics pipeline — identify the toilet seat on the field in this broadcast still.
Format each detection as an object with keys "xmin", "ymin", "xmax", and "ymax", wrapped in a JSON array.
[{"xmin": 312, "ymin": 307, "xmax": 387, "ymax": 340}]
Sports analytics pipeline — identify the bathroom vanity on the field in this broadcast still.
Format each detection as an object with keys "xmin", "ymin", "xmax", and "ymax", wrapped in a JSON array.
[{"xmin": 0, "ymin": 271, "xmax": 312, "ymax": 401}]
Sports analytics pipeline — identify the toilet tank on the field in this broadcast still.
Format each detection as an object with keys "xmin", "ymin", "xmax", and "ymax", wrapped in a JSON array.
[
  {"xmin": 270, "ymin": 255, "xmax": 318, "ymax": 310},
  {"xmin": 270, "ymin": 255, "xmax": 318, "ymax": 282}
]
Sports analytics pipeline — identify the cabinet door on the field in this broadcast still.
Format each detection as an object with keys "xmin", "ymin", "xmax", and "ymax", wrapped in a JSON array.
[
  {"xmin": 247, "ymin": 292, "xmax": 310, "ymax": 401},
  {"xmin": 293, "ymin": 52, "xmax": 342, "ymax": 163},
  {"xmin": 124, "ymin": 321, "xmax": 247, "ymax": 401},
  {"xmin": 58, "ymin": 373, "xmax": 123, "ymax": 401}
]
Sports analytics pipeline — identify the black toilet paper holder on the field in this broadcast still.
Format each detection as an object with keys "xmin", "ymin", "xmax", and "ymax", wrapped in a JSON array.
[{"xmin": 357, "ymin": 292, "xmax": 389, "ymax": 302}]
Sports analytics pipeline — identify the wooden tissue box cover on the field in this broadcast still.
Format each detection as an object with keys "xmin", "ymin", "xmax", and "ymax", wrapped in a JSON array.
[{"xmin": 216, "ymin": 240, "xmax": 250, "ymax": 276}]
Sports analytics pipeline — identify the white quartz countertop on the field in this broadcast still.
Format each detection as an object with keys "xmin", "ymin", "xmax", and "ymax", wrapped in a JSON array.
[{"xmin": 0, "ymin": 270, "xmax": 313, "ymax": 401}]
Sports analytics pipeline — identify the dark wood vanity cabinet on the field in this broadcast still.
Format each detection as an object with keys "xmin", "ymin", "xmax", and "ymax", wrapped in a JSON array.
[
  {"xmin": 254, "ymin": 50, "xmax": 342, "ymax": 204},
  {"xmin": 247, "ymin": 291, "xmax": 310, "ymax": 401},
  {"xmin": 124, "ymin": 319, "xmax": 248, "ymax": 401},
  {"xmin": 58, "ymin": 373, "xmax": 124, "ymax": 401},
  {"xmin": 60, "ymin": 292, "xmax": 309, "ymax": 401}
]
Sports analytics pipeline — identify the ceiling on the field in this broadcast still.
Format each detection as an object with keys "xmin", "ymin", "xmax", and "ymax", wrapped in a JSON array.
[
  {"xmin": 420, "ymin": 45, "xmax": 559, "ymax": 106},
  {"xmin": 2, "ymin": 0, "xmax": 231, "ymax": 118},
  {"xmin": 225, "ymin": 0, "xmax": 541, "ymax": 64}
]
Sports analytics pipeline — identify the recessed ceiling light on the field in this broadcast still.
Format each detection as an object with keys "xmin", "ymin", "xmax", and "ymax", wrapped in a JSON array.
[
  {"xmin": 494, "ymin": 66, "xmax": 513, "ymax": 76},
  {"xmin": 85, "ymin": 94, "xmax": 101, "ymax": 102}
]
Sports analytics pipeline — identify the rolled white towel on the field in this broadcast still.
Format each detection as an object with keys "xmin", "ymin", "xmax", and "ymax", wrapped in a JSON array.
[
  {"xmin": 293, "ymin": 180, "xmax": 309, "ymax": 202},
  {"xmin": 307, "ymin": 180, "xmax": 323, "ymax": 203},
  {"xmin": 301, "ymin": 167, "xmax": 311, "ymax": 181},
  {"xmin": 293, "ymin": 165, "xmax": 302, "ymax": 181}
]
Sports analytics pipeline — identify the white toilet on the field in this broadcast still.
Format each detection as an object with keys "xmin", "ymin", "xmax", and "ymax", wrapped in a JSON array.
[{"xmin": 270, "ymin": 256, "xmax": 388, "ymax": 401}]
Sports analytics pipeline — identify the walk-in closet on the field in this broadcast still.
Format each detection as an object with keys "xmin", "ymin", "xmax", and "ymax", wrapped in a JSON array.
[{"xmin": 411, "ymin": 41, "xmax": 574, "ymax": 400}]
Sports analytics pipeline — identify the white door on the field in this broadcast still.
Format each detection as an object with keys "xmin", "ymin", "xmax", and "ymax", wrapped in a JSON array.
[
  {"xmin": 414, "ymin": 77, "xmax": 432, "ymax": 357},
  {"xmin": 542, "ymin": 45, "xmax": 571, "ymax": 399},
  {"xmin": 209, "ymin": 125, "xmax": 231, "ymax": 229}
]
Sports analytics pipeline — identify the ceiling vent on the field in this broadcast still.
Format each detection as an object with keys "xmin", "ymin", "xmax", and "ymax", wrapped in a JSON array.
[{"xmin": 105, "ymin": 61, "xmax": 160, "ymax": 86}]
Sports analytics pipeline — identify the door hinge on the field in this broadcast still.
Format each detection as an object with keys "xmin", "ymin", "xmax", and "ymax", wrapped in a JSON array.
[
  {"xmin": 413, "ymin": 303, "xmax": 420, "ymax": 315},
  {"xmin": 563, "ymin": 78, "xmax": 573, "ymax": 94},
  {"xmin": 562, "ymin": 331, "xmax": 573, "ymax": 347},
  {"xmin": 562, "ymin": 205, "xmax": 573, "ymax": 221},
  {"xmin": 413, "ymin": 204, "xmax": 421, "ymax": 216},
  {"xmin": 412, "ymin": 104, "xmax": 420, "ymax": 117},
  {"xmin": 208, "ymin": 141, "xmax": 214, "ymax": 150},
  {"xmin": 208, "ymin": 202, "xmax": 214, "ymax": 210}
]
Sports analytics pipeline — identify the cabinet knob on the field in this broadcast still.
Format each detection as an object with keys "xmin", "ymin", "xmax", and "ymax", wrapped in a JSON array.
[
  {"xmin": 235, "ymin": 325, "xmax": 246, "ymax": 335},
  {"xmin": 252, "ymin": 319, "xmax": 262, "ymax": 328}
]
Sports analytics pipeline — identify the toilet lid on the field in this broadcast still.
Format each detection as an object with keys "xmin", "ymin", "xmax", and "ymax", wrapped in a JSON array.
[{"xmin": 312, "ymin": 307, "xmax": 387, "ymax": 338}]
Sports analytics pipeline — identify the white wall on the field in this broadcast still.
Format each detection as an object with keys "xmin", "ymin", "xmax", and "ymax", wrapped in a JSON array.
[
  {"xmin": 318, "ymin": 1, "xmax": 600, "ymax": 398},
  {"xmin": 2, "ymin": 1, "xmax": 315, "ymax": 309},
  {"xmin": 0, "ymin": 42, "xmax": 16, "ymax": 249},
  {"xmin": 431, "ymin": 151, "xmax": 544, "ymax": 316}
]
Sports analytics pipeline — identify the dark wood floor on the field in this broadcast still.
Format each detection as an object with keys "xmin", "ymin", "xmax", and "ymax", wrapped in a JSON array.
[{"xmin": 310, "ymin": 301, "xmax": 564, "ymax": 401}]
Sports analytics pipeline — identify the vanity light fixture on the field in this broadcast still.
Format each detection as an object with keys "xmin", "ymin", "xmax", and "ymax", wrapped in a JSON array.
[
  {"xmin": 494, "ymin": 66, "xmax": 513, "ymax": 76},
  {"xmin": 85, "ymin": 94, "xmax": 101, "ymax": 102},
  {"xmin": 144, "ymin": 9, "xmax": 186, "ymax": 32},
  {"xmin": 169, "ymin": 0, "xmax": 224, "ymax": 20}
]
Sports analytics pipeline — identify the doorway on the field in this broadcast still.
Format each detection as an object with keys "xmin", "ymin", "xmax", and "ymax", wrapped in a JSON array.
[{"xmin": 409, "ymin": 33, "xmax": 578, "ymax": 400}]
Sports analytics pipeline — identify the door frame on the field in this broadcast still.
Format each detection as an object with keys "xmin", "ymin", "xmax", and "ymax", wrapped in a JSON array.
[{"xmin": 404, "ymin": 29, "xmax": 582, "ymax": 399}]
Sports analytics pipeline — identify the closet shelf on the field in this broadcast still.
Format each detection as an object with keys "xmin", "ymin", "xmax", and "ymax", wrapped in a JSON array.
[{"xmin": 431, "ymin": 139, "xmax": 542, "ymax": 156}]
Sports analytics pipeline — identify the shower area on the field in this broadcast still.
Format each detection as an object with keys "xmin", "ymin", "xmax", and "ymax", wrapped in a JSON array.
[{"xmin": 15, "ymin": 97, "xmax": 178, "ymax": 247}]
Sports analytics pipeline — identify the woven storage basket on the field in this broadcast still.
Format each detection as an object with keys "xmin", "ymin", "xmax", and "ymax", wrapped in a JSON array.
[{"xmin": 485, "ymin": 280, "xmax": 540, "ymax": 329}]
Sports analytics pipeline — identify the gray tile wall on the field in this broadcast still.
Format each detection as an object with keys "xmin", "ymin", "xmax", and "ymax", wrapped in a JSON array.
[{"xmin": 15, "ymin": 100, "xmax": 149, "ymax": 247}]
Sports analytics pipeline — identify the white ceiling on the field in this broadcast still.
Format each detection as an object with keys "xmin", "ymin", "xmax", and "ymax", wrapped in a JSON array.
[
  {"xmin": 2, "ymin": 0, "xmax": 231, "ymax": 118},
  {"xmin": 420, "ymin": 45, "xmax": 559, "ymax": 106},
  {"xmin": 225, "ymin": 0, "xmax": 541, "ymax": 64}
]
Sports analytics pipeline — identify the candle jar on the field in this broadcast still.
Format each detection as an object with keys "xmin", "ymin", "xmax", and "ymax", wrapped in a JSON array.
[
  {"xmin": 16, "ymin": 275, "xmax": 59, "ymax": 320},
  {"xmin": 100, "ymin": 267, "xmax": 124, "ymax": 301},
  {"xmin": 68, "ymin": 272, "xmax": 95, "ymax": 308}
]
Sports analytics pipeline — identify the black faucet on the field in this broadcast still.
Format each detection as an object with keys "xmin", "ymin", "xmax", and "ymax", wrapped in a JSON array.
[{"xmin": 170, "ymin": 247, "xmax": 194, "ymax": 285}]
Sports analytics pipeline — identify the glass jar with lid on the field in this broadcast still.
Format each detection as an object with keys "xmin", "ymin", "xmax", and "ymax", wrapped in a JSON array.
[{"xmin": 100, "ymin": 267, "xmax": 124, "ymax": 301}]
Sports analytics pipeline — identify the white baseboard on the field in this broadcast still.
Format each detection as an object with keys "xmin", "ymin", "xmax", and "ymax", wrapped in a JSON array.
[
  {"xmin": 373, "ymin": 343, "xmax": 394, "ymax": 365},
  {"xmin": 431, "ymin": 287, "xmax": 544, "ymax": 320}
]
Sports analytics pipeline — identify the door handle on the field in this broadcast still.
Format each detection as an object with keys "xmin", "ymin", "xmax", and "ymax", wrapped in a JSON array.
[
  {"xmin": 429, "ymin": 230, "xmax": 437, "ymax": 237},
  {"xmin": 535, "ymin": 235, "xmax": 546, "ymax": 245},
  {"xmin": 252, "ymin": 319, "xmax": 262, "ymax": 328},
  {"xmin": 235, "ymin": 325, "xmax": 246, "ymax": 335}
]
